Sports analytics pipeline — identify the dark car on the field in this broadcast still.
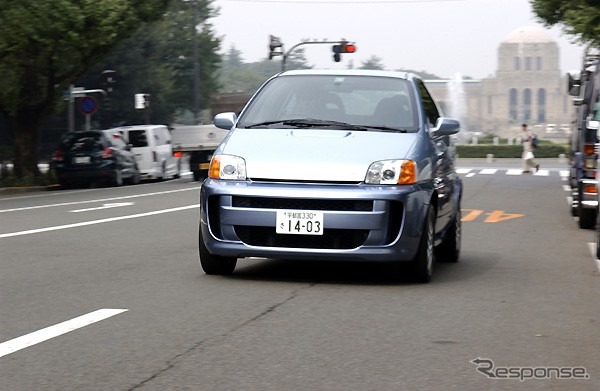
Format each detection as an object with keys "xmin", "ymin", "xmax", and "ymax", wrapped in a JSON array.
[
  {"xmin": 199, "ymin": 69, "xmax": 462, "ymax": 282},
  {"xmin": 52, "ymin": 130, "xmax": 140, "ymax": 188}
]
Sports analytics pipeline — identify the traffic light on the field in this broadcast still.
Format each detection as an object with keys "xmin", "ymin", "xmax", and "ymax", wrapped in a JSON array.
[
  {"xmin": 332, "ymin": 41, "xmax": 356, "ymax": 62},
  {"xmin": 269, "ymin": 35, "xmax": 283, "ymax": 60}
]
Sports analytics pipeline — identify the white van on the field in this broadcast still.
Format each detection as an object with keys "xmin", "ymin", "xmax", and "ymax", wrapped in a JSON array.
[{"xmin": 109, "ymin": 125, "xmax": 180, "ymax": 180}]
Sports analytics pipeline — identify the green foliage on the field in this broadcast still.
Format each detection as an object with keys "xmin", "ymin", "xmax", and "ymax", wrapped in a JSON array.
[
  {"xmin": 72, "ymin": 0, "xmax": 222, "ymax": 126},
  {"xmin": 531, "ymin": 0, "xmax": 600, "ymax": 45},
  {"xmin": 0, "ymin": 0, "xmax": 172, "ymax": 178},
  {"xmin": 457, "ymin": 144, "xmax": 568, "ymax": 158}
]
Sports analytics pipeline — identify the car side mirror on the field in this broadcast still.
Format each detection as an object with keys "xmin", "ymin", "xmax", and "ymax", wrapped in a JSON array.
[
  {"xmin": 432, "ymin": 117, "xmax": 460, "ymax": 137},
  {"xmin": 214, "ymin": 112, "xmax": 237, "ymax": 130}
]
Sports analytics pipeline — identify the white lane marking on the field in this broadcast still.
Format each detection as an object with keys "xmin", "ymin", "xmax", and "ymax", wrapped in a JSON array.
[
  {"xmin": 466, "ymin": 173, "xmax": 475, "ymax": 178},
  {"xmin": 70, "ymin": 202, "xmax": 135, "ymax": 213},
  {"xmin": 586, "ymin": 243, "xmax": 600, "ymax": 272},
  {"xmin": 0, "ymin": 187, "xmax": 201, "ymax": 213},
  {"xmin": 560, "ymin": 170, "xmax": 569, "ymax": 178},
  {"xmin": 0, "ymin": 205, "xmax": 197, "ymax": 238},
  {"xmin": 563, "ymin": 185, "xmax": 571, "ymax": 192},
  {"xmin": 456, "ymin": 168, "xmax": 472, "ymax": 174},
  {"xmin": 0, "ymin": 309, "xmax": 128, "ymax": 358},
  {"xmin": 480, "ymin": 169, "xmax": 497, "ymax": 175},
  {"xmin": 534, "ymin": 169, "xmax": 550, "ymax": 176},
  {"xmin": 506, "ymin": 169, "xmax": 522, "ymax": 175}
]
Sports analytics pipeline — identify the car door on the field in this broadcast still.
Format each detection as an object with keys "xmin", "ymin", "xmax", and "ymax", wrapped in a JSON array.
[{"xmin": 416, "ymin": 78, "xmax": 456, "ymax": 233}]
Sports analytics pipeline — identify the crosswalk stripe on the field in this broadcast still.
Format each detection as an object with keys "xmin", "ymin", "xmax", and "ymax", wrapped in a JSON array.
[
  {"xmin": 480, "ymin": 169, "xmax": 497, "ymax": 175},
  {"xmin": 457, "ymin": 169, "xmax": 564, "ymax": 177}
]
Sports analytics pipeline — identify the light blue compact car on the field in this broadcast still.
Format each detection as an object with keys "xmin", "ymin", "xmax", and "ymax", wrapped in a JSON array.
[{"xmin": 199, "ymin": 69, "xmax": 462, "ymax": 282}]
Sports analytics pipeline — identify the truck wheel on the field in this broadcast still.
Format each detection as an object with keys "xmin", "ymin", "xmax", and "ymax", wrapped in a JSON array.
[
  {"xmin": 436, "ymin": 207, "xmax": 461, "ymax": 263},
  {"xmin": 199, "ymin": 228, "xmax": 237, "ymax": 275},
  {"xmin": 411, "ymin": 207, "xmax": 435, "ymax": 283},
  {"xmin": 578, "ymin": 207, "xmax": 596, "ymax": 229}
]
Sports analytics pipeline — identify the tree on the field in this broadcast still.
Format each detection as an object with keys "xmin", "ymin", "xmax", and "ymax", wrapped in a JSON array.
[
  {"xmin": 531, "ymin": 0, "xmax": 600, "ymax": 45},
  {"xmin": 0, "ymin": 0, "xmax": 170, "ymax": 179},
  {"xmin": 359, "ymin": 56, "xmax": 385, "ymax": 70}
]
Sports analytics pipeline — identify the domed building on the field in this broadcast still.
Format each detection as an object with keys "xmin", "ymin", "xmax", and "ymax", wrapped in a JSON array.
[{"xmin": 425, "ymin": 26, "xmax": 572, "ymax": 140}]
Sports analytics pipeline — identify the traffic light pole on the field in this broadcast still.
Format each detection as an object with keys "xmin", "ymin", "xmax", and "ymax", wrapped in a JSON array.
[
  {"xmin": 269, "ymin": 37, "xmax": 356, "ymax": 71},
  {"xmin": 281, "ymin": 41, "xmax": 344, "ymax": 71}
]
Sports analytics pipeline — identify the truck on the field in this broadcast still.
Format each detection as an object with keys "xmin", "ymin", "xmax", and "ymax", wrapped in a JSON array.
[
  {"xmin": 170, "ymin": 93, "xmax": 253, "ymax": 181},
  {"xmin": 566, "ymin": 46, "xmax": 600, "ymax": 229},
  {"xmin": 170, "ymin": 124, "xmax": 230, "ymax": 181}
]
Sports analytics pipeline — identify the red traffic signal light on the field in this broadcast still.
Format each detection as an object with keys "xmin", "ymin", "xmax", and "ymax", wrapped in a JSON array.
[
  {"xmin": 332, "ymin": 42, "xmax": 357, "ymax": 54},
  {"xmin": 344, "ymin": 44, "xmax": 356, "ymax": 53},
  {"xmin": 332, "ymin": 42, "xmax": 356, "ymax": 62}
]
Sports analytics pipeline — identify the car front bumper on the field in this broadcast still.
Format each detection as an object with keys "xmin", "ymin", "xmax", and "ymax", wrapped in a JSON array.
[{"xmin": 200, "ymin": 178, "xmax": 434, "ymax": 262}]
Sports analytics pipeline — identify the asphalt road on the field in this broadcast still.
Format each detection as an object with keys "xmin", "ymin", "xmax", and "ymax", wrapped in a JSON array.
[{"xmin": 0, "ymin": 159, "xmax": 598, "ymax": 391}]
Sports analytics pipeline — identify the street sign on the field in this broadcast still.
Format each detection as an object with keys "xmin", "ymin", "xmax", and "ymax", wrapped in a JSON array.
[{"xmin": 77, "ymin": 96, "xmax": 99, "ymax": 115}]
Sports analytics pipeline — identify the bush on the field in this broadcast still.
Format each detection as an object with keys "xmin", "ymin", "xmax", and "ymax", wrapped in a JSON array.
[{"xmin": 456, "ymin": 144, "xmax": 568, "ymax": 158}]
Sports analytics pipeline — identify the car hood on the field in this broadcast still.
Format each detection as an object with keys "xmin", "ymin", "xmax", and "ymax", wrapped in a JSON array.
[{"xmin": 220, "ymin": 128, "xmax": 419, "ymax": 182}]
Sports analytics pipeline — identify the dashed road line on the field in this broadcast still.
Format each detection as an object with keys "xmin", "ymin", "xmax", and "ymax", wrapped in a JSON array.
[
  {"xmin": 0, "ymin": 309, "xmax": 128, "ymax": 358},
  {"xmin": 0, "ymin": 205, "xmax": 197, "ymax": 238}
]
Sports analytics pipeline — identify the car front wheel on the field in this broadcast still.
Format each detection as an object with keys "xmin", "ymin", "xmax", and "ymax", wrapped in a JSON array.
[
  {"xmin": 435, "ymin": 207, "xmax": 461, "ymax": 263},
  {"xmin": 411, "ymin": 207, "xmax": 435, "ymax": 283},
  {"xmin": 198, "ymin": 228, "xmax": 237, "ymax": 275}
]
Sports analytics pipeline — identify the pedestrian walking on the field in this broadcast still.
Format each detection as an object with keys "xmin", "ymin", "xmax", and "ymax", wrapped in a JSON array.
[{"xmin": 521, "ymin": 123, "xmax": 539, "ymax": 173}]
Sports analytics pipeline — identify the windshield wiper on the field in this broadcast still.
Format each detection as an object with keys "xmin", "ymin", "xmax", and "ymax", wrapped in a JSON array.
[
  {"xmin": 245, "ymin": 119, "xmax": 368, "ymax": 130},
  {"xmin": 363, "ymin": 125, "xmax": 410, "ymax": 133},
  {"xmin": 244, "ymin": 119, "xmax": 410, "ymax": 132}
]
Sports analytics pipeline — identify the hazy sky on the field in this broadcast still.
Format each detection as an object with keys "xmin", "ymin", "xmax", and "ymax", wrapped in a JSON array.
[{"xmin": 211, "ymin": 0, "xmax": 586, "ymax": 79}]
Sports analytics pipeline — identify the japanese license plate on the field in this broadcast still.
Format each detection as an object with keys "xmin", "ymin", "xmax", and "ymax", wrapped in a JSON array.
[
  {"xmin": 73, "ymin": 156, "xmax": 91, "ymax": 164},
  {"xmin": 276, "ymin": 210, "xmax": 324, "ymax": 235}
]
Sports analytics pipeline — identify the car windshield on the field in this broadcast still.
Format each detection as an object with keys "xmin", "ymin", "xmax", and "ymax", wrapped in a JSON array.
[{"xmin": 237, "ymin": 75, "xmax": 418, "ymax": 132}]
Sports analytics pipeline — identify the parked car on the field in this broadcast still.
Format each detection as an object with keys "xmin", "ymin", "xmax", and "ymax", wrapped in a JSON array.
[
  {"xmin": 198, "ymin": 69, "xmax": 463, "ymax": 282},
  {"xmin": 108, "ymin": 125, "xmax": 180, "ymax": 181},
  {"xmin": 52, "ymin": 130, "xmax": 140, "ymax": 188}
]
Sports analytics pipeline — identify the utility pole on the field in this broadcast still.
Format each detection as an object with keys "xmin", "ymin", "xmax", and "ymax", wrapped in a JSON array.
[{"xmin": 192, "ymin": 0, "xmax": 200, "ymax": 124}]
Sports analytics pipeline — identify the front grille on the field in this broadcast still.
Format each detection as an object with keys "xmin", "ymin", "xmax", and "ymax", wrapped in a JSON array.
[
  {"xmin": 235, "ymin": 226, "xmax": 368, "ymax": 249},
  {"xmin": 232, "ymin": 196, "xmax": 373, "ymax": 211}
]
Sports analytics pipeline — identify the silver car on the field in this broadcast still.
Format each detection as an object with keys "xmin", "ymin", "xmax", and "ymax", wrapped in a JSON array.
[{"xmin": 199, "ymin": 69, "xmax": 462, "ymax": 282}]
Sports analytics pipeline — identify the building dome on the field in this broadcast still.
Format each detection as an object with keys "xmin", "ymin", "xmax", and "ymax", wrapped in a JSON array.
[{"xmin": 503, "ymin": 26, "xmax": 554, "ymax": 44}]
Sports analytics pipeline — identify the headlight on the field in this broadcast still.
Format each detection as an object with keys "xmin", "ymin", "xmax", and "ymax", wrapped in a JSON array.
[
  {"xmin": 208, "ymin": 154, "xmax": 247, "ymax": 180},
  {"xmin": 365, "ymin": 160, "xmax": 416, "ymax": 185}
]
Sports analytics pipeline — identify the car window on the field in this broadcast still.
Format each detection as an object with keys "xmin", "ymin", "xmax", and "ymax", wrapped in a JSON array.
[
  {"xmin": 60, "ymin": 132, "xmax": 104, "ymax": 150},
  {"xmin": 238, "ymin": 75, "xmax": 418, "ymax": 131},
  {"xmin": 416, "ymin": 78, "xmax": 440, "ymax": 128},
  {"xmin": 127, "ymin": 130, "xmax": 148, "ymax": 147}
]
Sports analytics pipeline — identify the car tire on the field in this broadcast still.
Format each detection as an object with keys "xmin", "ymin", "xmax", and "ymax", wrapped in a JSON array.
[
  {"xmin": 411, "ymin": 207, "xmax": 435, "ymax": 283},
  {"xmin": 198, "ymin": 228, "xmax": 237, "ymax": 275},
  {"xmin": 578, "ymin": 207, "xmax": 596, "ymax": 229},
  {"xmin": 59, "ymin": 179, "xmax": 73, "ymax": 189},
  {"xmin": 111, "ymin": 168, "xmax": 123, "ymax": 187},
  {"xmin": 129, "ymin": 168, "xmax": 141, "ymax": 185},
  {"xmin": 435, "ymin": 206, "xmax": 461, "ymax": 263}
]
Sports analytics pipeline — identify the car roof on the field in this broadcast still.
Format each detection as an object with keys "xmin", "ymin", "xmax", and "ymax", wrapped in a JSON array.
[{"xmin": 277, "ymin": 69, "xmax": 413, "ymax": 80}]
